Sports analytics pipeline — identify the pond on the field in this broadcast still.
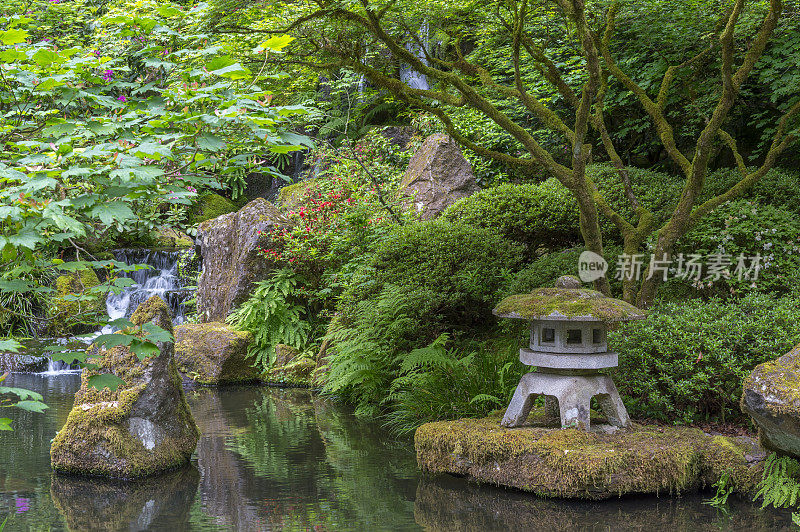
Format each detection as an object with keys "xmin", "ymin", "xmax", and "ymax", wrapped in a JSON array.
[{"xmin": 0, "ymin": 374, "xmax": 792, "ymax": 531}]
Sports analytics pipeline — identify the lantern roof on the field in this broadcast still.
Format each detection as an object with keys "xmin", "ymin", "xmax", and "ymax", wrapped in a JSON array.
[{"xmin": 493, "ymin": 287, "xmax": 647, "ymax": 323}]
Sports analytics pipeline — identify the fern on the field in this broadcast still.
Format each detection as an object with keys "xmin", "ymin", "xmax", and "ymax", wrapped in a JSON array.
[
  {"xmin": 227, "ymin": 268, "xmax": 311, "ymax": 370},
  {"xmin": 755, "ymin": 453, "xmax": 800, "ymax": 524}
]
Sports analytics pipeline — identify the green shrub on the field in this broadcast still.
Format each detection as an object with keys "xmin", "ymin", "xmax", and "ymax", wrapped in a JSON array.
[
  {"xmin": 673, "ymin": 199, "xmax": 800, "ymax": 295},
  {"xmin": 588, "ymin": 164, "xmax": 683, "ymax": 242},
  {"xmin": 441, "ymin": 179, "xmax": 580, "ymax": 251},
  {"xmin": 341, "ymin": 219, "xmax": 523, "ymax": 332},
  {"xmin": 508, "ymin": 248, "xmax": 586, "ymax": 294},
  {"xmin": 325, "ymin": 284, "xmax": 526, "ymax": 425},
  {"xmin": 700, "ymin": 167, "xmax": 800, "ymax": 209},
  {"xmin": 610, "ymin": 293, "xmax": 800, "ymax": 424}
]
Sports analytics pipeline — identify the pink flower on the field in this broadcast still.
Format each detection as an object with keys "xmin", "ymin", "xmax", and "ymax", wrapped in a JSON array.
[{"xmin": 117, "ymin": 95, "xmax": 127, "ymax": 102}]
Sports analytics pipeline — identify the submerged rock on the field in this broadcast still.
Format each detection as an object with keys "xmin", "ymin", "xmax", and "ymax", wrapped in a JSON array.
[
  {"xmin": 401, "ymin": 133, "xmax": 479, "ymax": 220},
  {"xmin": 175, "ymin": 322, "xmax": 257, "ymax": 385},
  {"xmin": 195, "ymin": 198, "xmax": 282, "ymax": 322},
  {"xmin": 0, "ymin": 352, "xmax": 47, "ymax": 373},
  {"xmin": 50, "ymin": 296, "xmax": 199, "ymax": 479},
  {"xmin": 742, "ymin": 343, "xmax": 800, "ymax": 457},
  {"xmin": 415, "ymin": 413, "xmax": 762, "ymax": 500}
]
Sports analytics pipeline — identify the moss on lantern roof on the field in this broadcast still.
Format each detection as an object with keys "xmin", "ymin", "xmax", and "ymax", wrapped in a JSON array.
[{"xmin": 494, "ymin": 287, "xmax": 646, "ymax": 323}]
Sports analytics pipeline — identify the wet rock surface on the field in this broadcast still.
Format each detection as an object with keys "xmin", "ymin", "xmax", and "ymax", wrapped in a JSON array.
[
  {"xmin": 175, "ymin": 322, "xmax": 257, "ymax": 385},
  {"xmin": 742, "ymin": 343, "xmax": 800, "ymax": 457},
  {"xmin": 50, "ymin": 296, "xmax": 199, "ymax": 479},
  {"xmin": 195, "ymin": 198, "xmax": 282, "ymax": 322},
  {"xmin": 401, "ymin": 133, "xmax": 479, "ymax": 219}
]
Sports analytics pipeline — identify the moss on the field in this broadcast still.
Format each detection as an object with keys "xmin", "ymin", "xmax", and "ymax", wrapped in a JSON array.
[
  {"xmin": 152, "ymin": 227, "xmax": 193, "ymax": 248},
  {"xmin": 50, "ymin": 296, "xmax": 199, "ymax": 479},
  {"xmin": 277, "ymin": 178, "xmax": 319, "ymax": 209},
  {"xmin": 264, "ymin": 356, "xmax": 316, "ymax": 388},
  {"xmin": 494, "ymin": 287, "xmax": 647, "ymax": 323},
  {"xmin": 414, "ymin": 413, "xmax": 762, "ymax": 500},
  {"xmin": 189, "ymin": 193, "xmax": 237, "ymax": 225},
  {"xmin": 174, "ymin": 322, "xmax": 258, "ymax": 385},
  {"xmin": 742, "ymin": 344, "xmax": 800, "ymax": 416},
  {"xmin": 47, "ymin": 269, "xmax": 106, "ymax": 337}
]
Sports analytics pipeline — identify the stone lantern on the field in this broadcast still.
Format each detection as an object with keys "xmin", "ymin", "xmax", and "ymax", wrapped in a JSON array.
[{"xmin": 493, "ymin": 276, "xmax": 646, "ymax": 431}]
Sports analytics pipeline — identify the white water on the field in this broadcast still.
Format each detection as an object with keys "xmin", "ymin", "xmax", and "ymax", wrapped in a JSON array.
[{"xmin": 35, "ymin": 249, "xmax": 193, "ymax": 376}]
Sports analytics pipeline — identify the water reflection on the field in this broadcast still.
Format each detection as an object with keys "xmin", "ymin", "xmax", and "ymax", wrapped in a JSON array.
[
  {"xmin": 51, "ymin": 467, "xmax": 199, "ymax": 531},
  {"xmin": 0, "ymin": 374, "xmax": 793, "ymax": 531},
  {"xmin": 414, "ymin": 475, "xmax": 792, "ymax": 532}
]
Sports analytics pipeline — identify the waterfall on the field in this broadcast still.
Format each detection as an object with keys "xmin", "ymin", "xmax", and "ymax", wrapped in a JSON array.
[
  {"xmin": 105, "ymin": 249, "xmax": 192, "ymax": 331},
  {"xmin": 400, "ymin": 20, "xmax": 430, "ymax": 91}
]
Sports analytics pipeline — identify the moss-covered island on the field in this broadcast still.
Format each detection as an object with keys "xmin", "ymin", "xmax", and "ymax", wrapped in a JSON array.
[
  {"xmin": 415, "ymin": 412, "xmax": 763, "ymax": 500},
  {"xmin": 50, "ymin": 296, "xmax": 200, "ymax": 479}
]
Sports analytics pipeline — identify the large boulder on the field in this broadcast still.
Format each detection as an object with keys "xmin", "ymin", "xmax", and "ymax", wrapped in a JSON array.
[
  {"xmin": 47, "ymin": 268, "xmax": 106, "ymax": 337},
  {"xmin": 742, "ymin": 343, "xmax": 800, "ymax": 456},
  {"xmin": 195, "ymin": 198, "xmax": 282, "ymax": 322},
  {"xmin": 401, "ymin": 133, "xmax": 479, "ymax": 219},
  {"xmin": 175, "ymin": 322, "xmax": 258, "ymax": 385},
  {"xmin": 50, "ymin": 296, "xmax": 199, "ymax": 479}
]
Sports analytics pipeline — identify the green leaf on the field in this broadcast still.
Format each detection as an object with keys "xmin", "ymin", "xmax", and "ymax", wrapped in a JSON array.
[
  {"xmin": 0, "ymin": 386, "xmax": 44, "ymax": 402},
  {"xmin": 0, "ymin": 340, "xmax": 21, "ymax": 353},
  {"xmin": 32, "ymin": 49, "xmax": 59, "ymax": 67},
  {"xmin": 14, "ymin": 400, "xmax": 48, "ymax": 413},
  {"xmin": 92, "ymin": 333, "xmax": 134, "ymax": 349},
  {"xmin": 87, "ymin": 374, "xmax": 126, "ymax": 391},
  {"xmin": 255, "ymin": 35, "xmax": 295, "ymax": 52},
  {"xmin": 90, "ymin": 201, "xmax": 135, "ymax": 226},
  {"xmin": 0, "ymin": 28, "xmax": 27, "ymax": 45},
  {"xmin": 109, "ymin": 166, "xmax": 164, "ymax": 180},
  {"xmin": 141, "ymin": 323, "xmax": 173, "ymax": 343},
  {"xmin": 196, "ymin": 134, "xmax": 224, "ymax": 151},
  {"xmin": 130, "ymin": 340, "xmax": 160, "ymax": 360},
  {"xmin": 0, "ymin": 418, "xmax": 12, "ymax": 431},
  {"xmin": 156, "ymin": 5, "xmax": 182, "ymax": 17}
]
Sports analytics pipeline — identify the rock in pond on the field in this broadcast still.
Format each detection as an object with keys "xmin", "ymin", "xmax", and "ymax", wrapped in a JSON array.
[
  {"xmin": 415, "ymin": 412, "xmax": 763, "ymax": 500},
  {"xmin": 195, "ymin": 198, "xmax": 282, "ymax": 322},
  {"xmin": 50, "ymin": 296, "xmax": 199, "ymax": 479},
  {"xmin": 401, "ymin": 133, "xmax": 479, "ymax": 220},
  {"xmin": 175, "ymin": 322, "xmax": 258, "ymax": 385},
  {"xmin": 742, "ymin": 343, "xmax": 800, "ymax": 457}
]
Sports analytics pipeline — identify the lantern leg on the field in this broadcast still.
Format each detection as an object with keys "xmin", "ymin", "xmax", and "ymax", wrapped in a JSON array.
[
  {"xmin": 595, "ymin": 377, "xmax": 630, "ymax": 428},
  {"xmin": 501, "ymin": 372, "xmax": 538, "ymax": 427},
  {"xmin": 544, "ymin": 396, "xmax": 560, "ymax": 421}
]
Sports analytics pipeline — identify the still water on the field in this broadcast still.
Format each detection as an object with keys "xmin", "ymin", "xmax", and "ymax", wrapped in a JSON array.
[{"xmin": 0, "ymin": 374, "xmax": 792, "ymax": 531}]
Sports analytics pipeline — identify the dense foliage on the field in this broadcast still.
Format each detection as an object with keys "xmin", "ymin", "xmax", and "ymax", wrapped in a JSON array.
[{"xmin": 611, "ymin": 293, "xmax": 800, "ymax": 424}]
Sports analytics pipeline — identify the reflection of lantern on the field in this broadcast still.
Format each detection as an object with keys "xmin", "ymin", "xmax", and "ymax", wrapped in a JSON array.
[{"xmin": 493, "ymin": 276, "xmax": 646, "ymax": 431}]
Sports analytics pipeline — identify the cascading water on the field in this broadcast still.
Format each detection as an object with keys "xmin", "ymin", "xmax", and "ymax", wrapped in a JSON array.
[{"xmin": 105, "ymin": 249, "xmax": 193, "ymax": 330}]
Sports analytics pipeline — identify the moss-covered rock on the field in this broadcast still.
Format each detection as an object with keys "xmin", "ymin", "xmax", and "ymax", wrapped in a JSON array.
[
  {"xmin": 415, "ymin": 413, "xmax": 762, "ymax": 500},
  {"xmin": 195, "ymin": 198, "xmax": 283, "ymax": 322},
  {"xmin": 47, "ymin": 268, "xmax": 106, "ymax": 337},
  {"xmin": 276, "ymin": 178, "xmax": 320, "ymax": 211},
  {"xmin": 264, "ymin": 356, "xmax": 316, "ymax": 388},
  {"xmin": 152, "ymin": 227, "xmax": 194, "ymax": 248},
  {"xmin": 189, "ymin": 193, "xmax": 238, "ymax": 225},
  {"xmin": 174, "ymin": 322, "xmax": 257, "ymax": 385},
  {"xmin": 494, "ymin": 287, "xmax": 647, "ymax": 323},
  {"xmin": 742, "ymin": 343, "xmax": 800, "ymax": 457},
  {"xmin": 50, "ymin": 296, "xmax": 199, "ymax": 479}
]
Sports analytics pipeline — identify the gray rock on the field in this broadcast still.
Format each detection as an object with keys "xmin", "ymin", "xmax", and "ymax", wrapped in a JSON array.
[
  {"xmin": 0, "ymin": 353, "xmax": 48, "ymax": 373},
  {"xmin": 175, "ymin": 322, "xmax": 258, "ymax": 385},
  {"xmin": 195, "ymin": 198, "xmax": 282, "ymax": 322},
  {"xmin": 401, "ymin": 134, "xmax": 479, "ymax": 219},
  {"xmin": 50, "ymin": 296, "xmax": 199, "ymax": 479},
  {"xmin": 742, "ymin": 343, "xmax": 800, "ymax": 457}
]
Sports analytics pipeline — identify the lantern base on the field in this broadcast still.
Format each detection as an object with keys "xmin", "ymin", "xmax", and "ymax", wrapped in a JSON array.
[{"xmin": 501, "ymin": 372, "xmax": 629, "ymax": 430}]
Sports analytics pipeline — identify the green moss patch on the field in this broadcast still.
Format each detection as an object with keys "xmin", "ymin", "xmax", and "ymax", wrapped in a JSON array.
[
  {"xmin": 494, "ymin": 288, "xmax": 646, "ymax": 323},
  {"xmin": 50, "ymin": 296, "xmax": 199, "ymax": 479},
  {"xmin": 47, "ymin": 269, "xmax": 106, "ymax": 337},
  {"xmin": 189, "ymin": 193, "xmax": 238, "ymax": 225},
  {"xmin": 415, "ymin": 413, "xmax": 762, "ymax": 500},
  {"xmin": 174, "ymin": 322, "xmax": 258, "ymax": 385}
]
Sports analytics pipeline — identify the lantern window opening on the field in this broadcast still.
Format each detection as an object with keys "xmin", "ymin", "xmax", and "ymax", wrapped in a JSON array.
[
  {"xmin": 592, "ymin": 328, "xmax": 603, "ymax": 345},
  {"xmin": 541, "ymin": 327, "xmax": 556, "ymax": 344},
  {"xmin": 566, "ymin": 329, "xmax": 583, "ymax": 345}
]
